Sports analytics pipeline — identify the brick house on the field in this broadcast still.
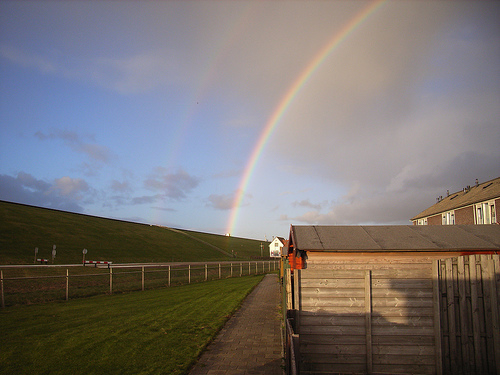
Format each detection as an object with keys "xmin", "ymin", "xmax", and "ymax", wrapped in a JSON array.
[{"xmin": 412, "ymin": 177, "xmax": 500, "ymax": 225}]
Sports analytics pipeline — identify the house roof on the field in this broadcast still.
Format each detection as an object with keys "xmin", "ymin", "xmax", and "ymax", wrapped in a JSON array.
[
  {"xmin": 290, "ymin": 225, "xmax": 500, "ymax": 252},
  {"xmin": 412, "ymin": 177, "xmax": 500, "ymax": 221}
]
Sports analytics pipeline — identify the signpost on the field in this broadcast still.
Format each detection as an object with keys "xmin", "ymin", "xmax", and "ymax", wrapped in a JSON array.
[
  {"xmin": 34, "ymin": 247, "xmax": 38, "ymax": 264},
  {"xmin": 52, "ymin": 245, "xmax": 56, "ymax": 263},
  {"xmin": 82, "ymin": 248, "xmax": 87, "ymax": 264}
]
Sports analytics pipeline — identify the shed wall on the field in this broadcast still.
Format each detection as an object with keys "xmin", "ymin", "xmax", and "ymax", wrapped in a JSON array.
[{"xmin": 297, "ymin": 254, "xmax": 439, "ymax": 374}]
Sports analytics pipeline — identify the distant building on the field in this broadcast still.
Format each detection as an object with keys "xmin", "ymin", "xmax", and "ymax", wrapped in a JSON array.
[
  {"xmin": 269, "ymin": 236, "xmax": 286, "ymax": 258},
  {"xmin": 412, "ymin": 176, "xmax": 500, "ymax": 225}
]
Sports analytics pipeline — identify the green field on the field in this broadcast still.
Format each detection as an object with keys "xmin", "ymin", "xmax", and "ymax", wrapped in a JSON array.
[
  {"xmin": 0, "ymin": 275, "xmax": 266, "ymax": 375},
  {"xmin": 0, "ymin": 201, "xmax": 269, "ymax": 264}
]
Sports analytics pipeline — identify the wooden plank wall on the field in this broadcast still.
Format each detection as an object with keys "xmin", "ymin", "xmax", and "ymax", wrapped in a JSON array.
[
  {"xmin": 297, "ymin": 259, "xmax": 438, "ymax": 374},
  {"xmin": 438, "ymin": 254, "xmax": 500, "ymax": 375}
]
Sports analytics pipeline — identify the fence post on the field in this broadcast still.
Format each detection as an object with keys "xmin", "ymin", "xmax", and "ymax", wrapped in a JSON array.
[
  {"xmin": 469, "ymin": 254, "xmax": 483, "ymax": 373},
  {"xmin": 109, "ymin": 267, "xmax": 113, "ymax": 294},
  {"xmin": 248, "ymin": 262, "xmax": 250, "ymax": 275},
  {"xmin": 1, "ymin": 270, "xmax": 4, "ymax": 308},
  {"xmin": 240, "ymin": 262, "xmax": 242, "ymax": 277},
  {"xmin": 365, "ymin": 270, "xmax": 373, "ymax": 373},
  {"xmin": 256, "ymin": 262, "xmax": 258, "ymax": 274},
  {"xmin": 189, "ymin": 265, "xmax": 191, "ymax": 284},
  {"xmin": 432, "ymin": 260, "xmax": 443, "ymax": 375},
  {"xmin": 66, "ymin": 269, "xmax": 69, "ymax": 301},
  {"xmin": 142, "ymin": 266, "xmax": 145, "ymax": 291},
  {"xmin": 230, "ymin": 263, "xmax": 233, "ymax": 278},
  {"xmin": 489, "ymin": 255, "xmax": 500, "ymax": 375},
  {"xmin": 205, "ymin": 264, "xmax": 208, "ymax": 281},
  {"xmin": 219, "ymin": 263, "xmax": 221, "ymax": 279}
]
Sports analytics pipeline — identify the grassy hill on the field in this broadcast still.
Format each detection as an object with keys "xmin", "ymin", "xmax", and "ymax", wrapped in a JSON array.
[{"xmin": 0, "ymin": 201, "xmax": 269, "ymax": 264}]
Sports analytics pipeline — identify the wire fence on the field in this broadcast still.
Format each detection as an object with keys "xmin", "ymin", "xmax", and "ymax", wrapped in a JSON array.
[{"xmin": 0, "ymin": 261, "xmax": 279, "ymax": 308}]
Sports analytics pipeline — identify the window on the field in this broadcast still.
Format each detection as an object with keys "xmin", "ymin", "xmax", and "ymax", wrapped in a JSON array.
[
  {"xmin": 475, "ymin": 201, "xmax": 495, "ymax": 224},
  {"xmin": 442, "ymin": 211, "xmax": 455, "ymax": 225},
  {"xmin": 483, "ymin": 203, "xmax": 491, "ymax": 223}
]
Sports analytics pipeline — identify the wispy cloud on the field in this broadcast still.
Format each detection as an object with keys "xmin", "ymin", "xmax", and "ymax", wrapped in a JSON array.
[
  {"xmin": 0, "ymin": 45, "xmax": 56, "ymax": 74},
  {"xmin": 0, "ymin": 45, "xmax": 188, "ymax": 95},
  {"xmin": 144, "ymin": 167, "xmax": 200, "ymax": 200},
  {"xmin": 207, "ymin": 193, "xmax": 234, "ymax": 210},
  {"xmin": 131, "ymin": 195, "xmax": 164, "ymax": 205},
  {"xmin": 35, "ymin": 130, "xmax": 111, "ymax": 163},
  {"xmin": 111, "ymin": 180, "xmax": 132, "ymax": 193},
  {"xmin": 292, "ymin": 199, "xmax": 324, "ymax": 211}
]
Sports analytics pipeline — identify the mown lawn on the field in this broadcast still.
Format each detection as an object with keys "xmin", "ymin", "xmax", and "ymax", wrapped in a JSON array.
[{"xmin": 0, "ymin": 275, "xmax": 265, "ymax": 375}]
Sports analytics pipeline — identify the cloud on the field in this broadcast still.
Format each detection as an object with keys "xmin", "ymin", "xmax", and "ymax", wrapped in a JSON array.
[
  {"xmin": 292, "ymin": 199, "xmax": 324, "ymax": 211},
  {"xmin": 264, "ymin": 2, "xmax": 500, "ymax": 227},
  {"xmin": 151, "ymin": 206, "xmax": 176, "ymax": 212},
  {"xmin": 0, "ymin": 45, "xmax": 56, "ymax": 74},
  {"xmin": 207, "ymin": 193, "xmax": 234, "ymax": 211},
  {"xmin": 206, "ymin": 188, "xmax": 254, "ymax": 211},
  {"xmin": 0, "ymin": 44, "xmax": 191, "ymax": 95},
  {"xmin": 35, "ymin": 130, "xmax": 111, "ymax": 163},
  {"xmin": 52, "ymin": 176, "xmax": 89, "ymax": 198},
  {"xmin": 290, "ymin": 190, "xmax": 420, "ymax": 226},
  {"xmin": 144, "ymin": 168, "xmax": 200, "ymax": 200},
  {"xmin": 89, "ymin": 50, "xmax": 186, "ymax": 94},
  {"xmin": 0, "ymin": 172, "xmax": 90, "ymax": 212},
  {"xmin": 131, "ymin": 195, "xmax": 164, "ymax": 205},
  {"xmin": 111, "ymin": 180, "xmax": 132, "ymax": 193}
]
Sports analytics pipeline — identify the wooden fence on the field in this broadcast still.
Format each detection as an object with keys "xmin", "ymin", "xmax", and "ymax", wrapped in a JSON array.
[
  {"xmin": 438, "ymin": 254, "xmax": 500, "ymax": 374},
  {"xmin": 1, "ymin": 261, "xmax": 278, "ymax": 308}
]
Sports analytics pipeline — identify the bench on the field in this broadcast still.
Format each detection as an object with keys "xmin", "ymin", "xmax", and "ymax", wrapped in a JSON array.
[{"xmin": 36, "ymin": 258, "xmax": 49, "ymax": 264}]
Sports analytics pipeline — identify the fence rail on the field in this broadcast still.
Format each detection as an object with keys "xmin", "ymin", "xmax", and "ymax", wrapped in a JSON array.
[{"xmin": 0, "ymin": 261, "xmax": 278, "ymax": 308}]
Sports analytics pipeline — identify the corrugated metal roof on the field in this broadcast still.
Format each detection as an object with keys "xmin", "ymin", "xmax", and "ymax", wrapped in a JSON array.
[
  {"xmin": 412, "ymin": 177, "xmax": 500, "ymax": 221},
  {"xmin": 290, "ymin": 224, "xmax": 500, "ymax": 252}
]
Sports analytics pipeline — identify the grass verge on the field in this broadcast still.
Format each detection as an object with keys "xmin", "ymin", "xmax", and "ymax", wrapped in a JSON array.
[{"xmin": 0, "ymin": 274, "xmax": 265, "ymax": 375}]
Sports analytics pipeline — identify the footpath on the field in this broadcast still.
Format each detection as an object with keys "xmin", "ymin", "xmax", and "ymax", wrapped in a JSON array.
[{"xmin": 189, "ymin": 273, "xmax": 283, "ymax": 375}]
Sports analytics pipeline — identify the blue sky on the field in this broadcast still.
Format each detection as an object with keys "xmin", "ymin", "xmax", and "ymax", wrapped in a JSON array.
[{"xmin": 1, "ymin": 1, "xmax": 499, "ymax": 240}]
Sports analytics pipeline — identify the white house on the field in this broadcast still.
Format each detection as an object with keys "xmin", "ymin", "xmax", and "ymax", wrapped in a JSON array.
[{"xmin": 269, "ymin": 236, "xmax": 286, "ymax": 258}]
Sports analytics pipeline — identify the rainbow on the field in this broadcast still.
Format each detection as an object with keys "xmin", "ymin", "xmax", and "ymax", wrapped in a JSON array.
[{"xmin": 225, "ymin": 0, "xmax": 386, "ymax": 236}]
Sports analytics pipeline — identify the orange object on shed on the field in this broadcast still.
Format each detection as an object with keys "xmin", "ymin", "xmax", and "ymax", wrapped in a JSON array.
[{"xmin": 288, "ymin": 250, "xmax": 304, "ymax": 270}]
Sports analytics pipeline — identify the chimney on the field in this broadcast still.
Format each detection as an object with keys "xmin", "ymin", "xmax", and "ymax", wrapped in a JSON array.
[
  {"xmin": 475, "ymin": 178, "xmax": 479, "ymax": 187},
  {"xmin": 447, "ymin": 190, "xmax": 450, "ymax": 197}
]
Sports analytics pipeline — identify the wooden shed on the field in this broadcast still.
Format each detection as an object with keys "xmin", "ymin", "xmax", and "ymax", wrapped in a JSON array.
[{"xmin": 284, "ymin": 225, "xmax": 500, "ymax": 375}]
